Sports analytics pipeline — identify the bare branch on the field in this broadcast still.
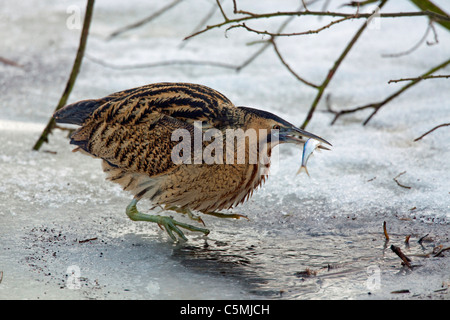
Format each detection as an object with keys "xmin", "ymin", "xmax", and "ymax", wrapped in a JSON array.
[
  {"xmin": 270, "ymin": 38, "xmax": 319, "ymax": 88},
  {"xmin": 185, "ymin": 8, "xmax": 450, "ymax": 40},
  {"xmin": 180, "ymin": 1, "xmax": 221, "ymax": 48},
  {"xmin": 33, "ymin": 0, "xmax": 95, "ymax": 151},
  {"xmin": 393, "ymin": 171, "xmax": 412, "ymax": 189},
  {"xmin": 300, "ymin": 0, "xmax": 388, "ymax": 129},
  {"xmin": 388, "ymin": 74, "xmax": 450, "ymax": 83},
  {"xmin": 229, "ymin": 16, "xmax": 352, "ymax": 37},
  {"xmin": 414, "ymin": 123, "xmax": 450, "ymax": 142},
  {"xmin": 216, "ymin": 0, "xmax": 229, "ymax": 21},
  {"xmin": 85, "ymin": 54, "xmax": 240, "ymax": 71},
  {"xmin": 382, "ymin": 20, "xmax": 437, "ymax": 58},
  {"xmin": 0, "ymin": 56, "xmax": 22, "ymax": 68},
  {"xmin": 108, "ymin": 0, "xmax": 183, "ymax": 40},
  {"xmin": 329, "ymin": 57, "xmax": 450, "ymax": 126}
]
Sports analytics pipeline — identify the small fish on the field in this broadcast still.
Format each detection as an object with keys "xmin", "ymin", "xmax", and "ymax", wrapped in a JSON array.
[{"xmin": 297, "ymin": 138, "xmax": 322, "ymax": 177}]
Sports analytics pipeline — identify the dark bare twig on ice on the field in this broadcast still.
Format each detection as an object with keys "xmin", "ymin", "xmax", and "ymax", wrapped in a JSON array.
[
  {"xmin": 433, "ymin": 247, "xmax": 450, "ymax": 257},
  {"xmin": 405, "ymin": 235, "xmax": 411, "ymax": 245},
  {"xmin": 418, "ymin": 233, "xmax": 430, "ymax": 244},
  {"xmin": 0, "ymin": 56, "xmax": 22, "ymax": 68},
  {"xmin": 390, "ymin": 245, "xmax": 412, "ymax": 269},
  {"xmin": 393, "ymin": 171, "xmax": 411, "ymax": 189},
  {"xmin": 78, "ymin": 237, "xmax": 98, "ymax": 244},
  {"xmin": 391, "ymin": 289, "xmax": 410, "ymax": 294},
  {"xmin": 414, "ymin": 123, "xmax": 450, "ymax": 142},
  {"xmin": 383, "ymin": 221, "xmax": 389, "ymax": 242}
]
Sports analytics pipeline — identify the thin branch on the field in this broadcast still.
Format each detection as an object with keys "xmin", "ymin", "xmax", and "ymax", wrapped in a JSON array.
[
  {"xmin": 329, "ymin": 57, "xmax": 450, "ymax": 126},
  {"xmin": 414, "ymin": 123, "xmax": 450, "ymax": 141},
  {"xmin": 234, "ymin": 5, "xmax": 303, "ymax": 72},
  {"xmin": 32, "ymin": 0, "xmax": 95, "ymax": 151},
  {"xmin": 343, "ymin": 0, "xmax": 379, "ymax": 7},
  {"xmin": 382, "ymin": 20, "xmax": 437, "ymax": 58},
  {"xmin": 180, "ymin": 1, "xmax": 222, "ymax": 48},
  {"xmin": 300, "ymin": 0, "xmax": 389, "ymax": 129},
  {"xmin": 0, "ymin": 56, "xmax": 23, "ymax": 68},
  {"xmin": 391, "ymin": 245, "xmax": 412, "ymax": 269},
  {"xmin": 393, "ymin": 171, "xmax": 412, "ymax": 189},
  {"xmin": 107, "ymin": 0, "xmax": 183, "ymax": 40},
  {"xmin": 270, "ymin": 38, "xmax": 319, "ymax": 88},
  {"xmin": 388, "ymin": 74, "xmax": 450, "ymax": 83},
  {"xmin": 85, "ymin": 53, "xmax": 240, "ymax": 70},
  {"xmin": 184, "ymin": 9, "xmax": 450, "ymax": 40},
  {"xmin": 229, "ymin": 16, "xmax": 352, "ymax": 37},
  {"xmin": 216, "ymin": 0, "xmax": 229, "ymax": 21}
]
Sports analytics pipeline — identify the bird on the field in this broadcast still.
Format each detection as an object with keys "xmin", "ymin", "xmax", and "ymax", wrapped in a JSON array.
[{"xmin": 53, "ymin": 82, "xmax": 331, "ymax": 241}]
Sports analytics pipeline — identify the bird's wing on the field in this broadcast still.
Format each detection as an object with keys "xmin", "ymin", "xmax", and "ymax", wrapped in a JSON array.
[
  {"xmin": 68, "ymin": 83, "xmax": 237, "ymax": 177},
  {"xmin": 71, "ymin": 112, "xmax": 195, "ymax": 178},
  {"xmin": 86, "ymin": 82, "xmax": 239, "ymax": 129}
]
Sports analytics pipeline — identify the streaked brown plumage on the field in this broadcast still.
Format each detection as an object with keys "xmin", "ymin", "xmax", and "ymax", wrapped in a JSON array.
[{"xmin": 54, "ymin": 82, "xmax": 330, "ymax": 240}]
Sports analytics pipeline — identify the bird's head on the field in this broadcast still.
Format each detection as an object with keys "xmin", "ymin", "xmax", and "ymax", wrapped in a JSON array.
[{"xmin": 238, "ymin": 107, "xmax": 331, "ymax": 149}]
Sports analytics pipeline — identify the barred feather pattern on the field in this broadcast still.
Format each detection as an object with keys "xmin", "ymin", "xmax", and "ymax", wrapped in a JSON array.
[{"xmin": 56, "ymin": 83, "xmax": 271, "ymax": 212}]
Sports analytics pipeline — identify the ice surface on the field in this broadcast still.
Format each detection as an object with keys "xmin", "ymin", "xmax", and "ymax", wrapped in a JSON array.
[{"xmin": 0, "ymin": 0, "xmax": 449, "ymax": 300}]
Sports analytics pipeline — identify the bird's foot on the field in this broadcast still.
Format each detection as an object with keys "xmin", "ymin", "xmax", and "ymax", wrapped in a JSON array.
[
  {"xmin": 164, "ymin": 205, "xmax": 206, "ymax": 226},
  {"xmin": 126, "ymin": 199, "xmax": 209, "ymax": 241},
  {"xmin": 203, "ymin": 210, "xmax": 249, "ymax": 220}
]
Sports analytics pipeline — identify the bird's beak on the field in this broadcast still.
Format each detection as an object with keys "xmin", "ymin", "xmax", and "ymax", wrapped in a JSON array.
[{"xmin": 277, "ymin": 125, "xmax": 332, "ymax": 148}]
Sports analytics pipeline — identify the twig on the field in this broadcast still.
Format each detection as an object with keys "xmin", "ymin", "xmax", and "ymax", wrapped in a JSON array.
[
  {"xmin": 229, "ymin": 16, "xmax": 352, "ymax": 37},
  {"xmin": 78, "ymin": 237, "xmax": 98, "ymax": 243},
  {"xmin": 409, "ymin": 0, "xmax": 450, "ymax": 31},
  {"xmin": 390, "ymin": 245, "xmax": 412, "ymax": 269},
  {"xmin": 301, "ymin": 0, "xmax": 389, "ymax": 129},
  {"xmin": 343, "ymin": 0, "xmax": 379, "ymax": 7},
  {"xmin": 0, "ymin": 56, "xmax": 22, "ymax": 68},
  {"xmin": 414, "ymin": 123, "xmax": 450, "ymax": 141},
  {"xmin": 382, "ymin": 20, "xmax": 438, "ymax": 58},
  {"xmin": 215, "ymin": 0, "xmax": 228, "ymax": 21},
  {"xmin": 383, "ymin": 221, "xmax": 389, "ymax": 242},
  {"xmin": 418, "ymin": 233, "xmax": 430, "ymax": 244},
  {"xmin": 270, "ymin": 38, "xmax": 319, "ymax": 88},
  {"xmin": 388, "ymin": 74, "xmax": 450, "ymax": 83},
  {"xmin": 180, "ymin": 1, "xmax": 222, "ymax": 48},
  {"xmin": 329, "ymin": 57, "xmax": 450, "ymax": 126},
  {"xmin": 32, "ymin": 0, "xmax": 95, "ymax": 151},
  {"xmin": 393, "ymin": 171, "xmax": 412, "ymax": 189},
  {"xmin": 433, "ymin": 246, "xmax": 450, "ymax": 257},
  {"xmin": 184, "ymin": 8, "xmax": 450, "ymax": 40},
  {"xmin": 107, "ymin": 0, "xmax": 183, "ymax": 40},
  {"xmin": 85, "ymin": 54, "xmax": 240, "ymax": 70},
  {"xmin": 405, "ymin": 235, "xmax": 411, "ymax": 245},
  {"xmin": 391, "ymin": 289, "xmax": 410, "ymax": 294},
  {"xmin": 234, "ymin": 5, "xmax": 303, "ymax": 72}
]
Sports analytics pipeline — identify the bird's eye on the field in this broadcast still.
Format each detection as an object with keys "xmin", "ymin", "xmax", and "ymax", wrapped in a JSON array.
[{"xmin": 272, "ymin": 124, "xmax": 280, "ymax": 130}]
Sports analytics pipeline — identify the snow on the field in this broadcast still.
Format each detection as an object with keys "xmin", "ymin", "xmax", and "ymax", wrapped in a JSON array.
[{"xmin": 0, "ymin": 0, "xmax": 449, "ymax": 300}]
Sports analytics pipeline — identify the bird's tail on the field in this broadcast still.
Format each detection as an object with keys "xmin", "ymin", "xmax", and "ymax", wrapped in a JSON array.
[{"xmin": 53, "ymin": 99, "xmax": 102, "ymax": 125}]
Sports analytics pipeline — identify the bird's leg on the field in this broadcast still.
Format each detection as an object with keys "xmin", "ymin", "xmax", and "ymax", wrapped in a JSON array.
[
  {"xmin": 202, "ymin": 211, "xmax": 249, "ymax": 220},
  {"xmin": 126, "ymin": 199, "xmax": 210, "ymax": 241},
  {"xmin": 164, "ymin": 205, "xmax": 205, "ymax": 226}
]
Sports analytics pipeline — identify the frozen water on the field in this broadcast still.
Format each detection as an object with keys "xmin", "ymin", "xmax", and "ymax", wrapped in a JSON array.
[{"xmin": 0, "ymin": 0, "xmax": 449, "ymax": 300}]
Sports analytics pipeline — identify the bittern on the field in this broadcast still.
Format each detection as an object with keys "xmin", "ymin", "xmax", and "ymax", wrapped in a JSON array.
[{"xmin": 54, "ymin": 82, "xmax": 330, "ymax": 241}]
